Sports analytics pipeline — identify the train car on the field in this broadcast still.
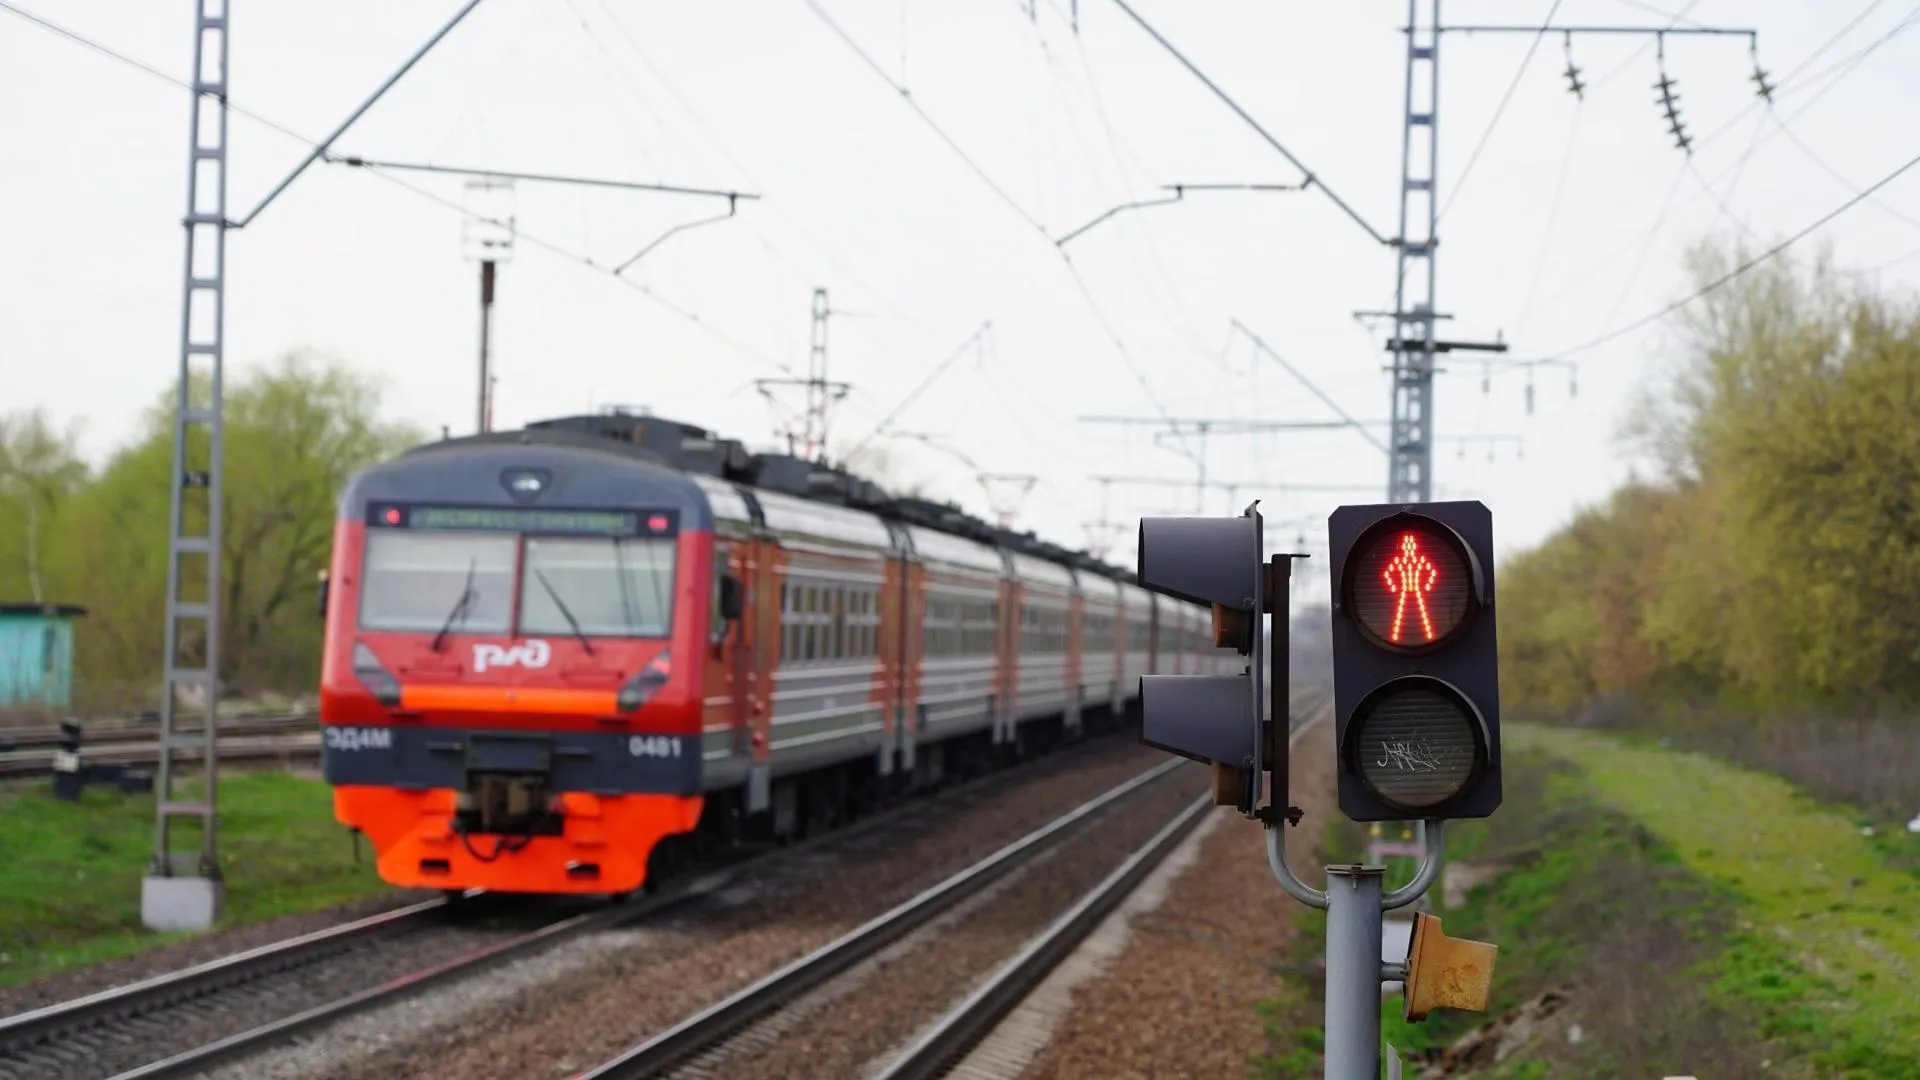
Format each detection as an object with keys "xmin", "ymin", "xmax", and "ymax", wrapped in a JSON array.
[{"xmin": 316, "ymin": 409, "xmax": 1220, "ymax": 897}]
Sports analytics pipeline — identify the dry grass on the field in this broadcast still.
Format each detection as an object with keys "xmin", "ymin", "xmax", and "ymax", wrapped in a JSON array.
[{"xmin": 1538, "ymin": 695, "xmax": 1920, "ymax": 821}]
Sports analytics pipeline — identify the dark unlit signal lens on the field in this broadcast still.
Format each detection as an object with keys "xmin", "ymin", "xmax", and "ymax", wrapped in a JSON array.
[{"xmin": 1352, "ymin": 686, "xmax": 1480, "ymax": 809}]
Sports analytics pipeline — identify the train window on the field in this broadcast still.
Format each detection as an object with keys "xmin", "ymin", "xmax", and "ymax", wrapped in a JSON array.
[
  {"xmin": 832, "ymin": 588, "xmax": 847, "ymax": 659},
  {"xmin": 521, "ymin": 536, "xmax": 674, "ymax": 638},
  {"xmin": 359, "ymin": 531, "xmax": 517, "ymax": 634},
  {"xmin": 710, "ymin": 546, "xmax": 730, "ymax": 644}
]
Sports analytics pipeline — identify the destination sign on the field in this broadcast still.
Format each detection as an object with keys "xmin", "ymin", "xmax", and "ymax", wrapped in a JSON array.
[{"xmin": 368, "ymin": 504, "xmax": 678, "ymax": 537}]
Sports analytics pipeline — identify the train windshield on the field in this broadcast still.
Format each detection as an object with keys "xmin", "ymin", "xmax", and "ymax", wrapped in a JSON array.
[
  {"xmin": 359, "ymin": 531, "xmax": 518, "ymax": 634},
  {"xmin": 520, "ymin": 536, "xmax": 675, "ymax": 638}
]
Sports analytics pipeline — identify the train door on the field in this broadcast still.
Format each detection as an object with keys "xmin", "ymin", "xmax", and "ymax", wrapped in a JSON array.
[
  {"xmin": 997, "ymin": 578, "xmax": 1021, "ymax": 745},
  {"xmin": 894, "ymin": 555, "xmax": 924, "ymax": 773},
  {"xmin": 1066, "ymin": 588, "xmax": 1085, "ymax": 735},
  {"xmin": 721, "ymin": 542, "xmax": 753, "ymax": 754}
]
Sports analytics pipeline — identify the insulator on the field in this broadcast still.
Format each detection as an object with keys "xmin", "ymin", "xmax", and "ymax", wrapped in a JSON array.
[
  {"xmin": 1487, "ymin": 444, "xmax": 1496, "ymax": 464},
  {"xmin": 1457, "ymin": 442, "xmax": 1466, "ymax": 462},
  {"xmin": 1481, "ymin": 364, "xmax": 1490, "ymax": 394},
  {"xmin": 1525, "ymin": 382, "xmax": 1536, "ymax": 415},
  {"xmin": 1569, "ymin": 371, "xmax": 1579, "ymax": 398}
]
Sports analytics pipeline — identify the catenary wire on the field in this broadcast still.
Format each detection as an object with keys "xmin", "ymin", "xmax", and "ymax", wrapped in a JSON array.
[
  {"xmin": 1436, "ymin": 0, "xmax": 1566, "ymax": 224},
  {"xmin": 0, "ymin": 0, "xmax": 797, "ymax": 378},
  {"xmin": 794, "ymin": 0, "xmax": 1192, "ymax": 454},
  {"xmin": 1546, "ymin": 138, "xmax": 1920, "ymax": 361}
]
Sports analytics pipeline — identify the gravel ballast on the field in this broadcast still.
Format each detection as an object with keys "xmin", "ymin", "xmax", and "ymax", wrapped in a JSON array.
[
  {"xmin": 0, "ymin": 889, "xmax": 438, "ymax": 1017},
  {"xmin": 1018, "ymin": 718, "xmax": 1340, "ymax": 1079},
  {"xmin": 208, "ymin": 738, "xmax": 1183, "ymax": 1080},
  {"xmin": 721, "ymin": 774, "xmax": 1211, "ymax": 1079},
  {"xmin": 2, "ymin": 901, "xmax": 589, "ymax": 1080}
]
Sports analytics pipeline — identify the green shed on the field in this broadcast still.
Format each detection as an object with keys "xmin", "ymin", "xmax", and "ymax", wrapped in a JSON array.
[{"xmin": 0, "ymin": 603, "xmax": 86, "ymax": 710}]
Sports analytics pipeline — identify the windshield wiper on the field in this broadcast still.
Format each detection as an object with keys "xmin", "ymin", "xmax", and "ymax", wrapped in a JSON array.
[
  {"xmin": 533, "ymin": 568, "xmax": 596, "ymax": 656},
  {"xmin": 610, "ymin": 538, "xmax": 638, "ymax": 633},
  {"xmin": 431, "ymin": 558, "xmax": 479, "ymax": 653}
]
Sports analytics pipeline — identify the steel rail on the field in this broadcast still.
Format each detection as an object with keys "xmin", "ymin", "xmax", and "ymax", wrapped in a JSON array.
[
  {"xmin": 0, "ymin": 733, "xmax": 320, "ymax": 779},
  {"xmin": 0, "ymin": 893, "xmax": 467, "ymax": 1051},
  {"xmin": 879, "ymin": 689, "xmax": 1330, "ymax": 1079},
  {"xmin": 569, "ymin": 756, "xmax": 1193, "ymax": 1080},
  {"xmin": 93, "ymin": 884, "xmax": 712, "ymax": 1080},
  {"xmin": 871, "ymin": 794, "xmax": 1213, "ymax": 1080},
  {"xmin": 5, "ymin": 734, "xmax": 1150, "ymax": 1079}
]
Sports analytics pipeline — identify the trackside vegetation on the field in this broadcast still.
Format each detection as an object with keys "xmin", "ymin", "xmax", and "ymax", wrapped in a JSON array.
[
  {"xmin": 0, "ymin": 771, "xmax": 389, "ymax": 989},
  {"xmin": 0, "ymin": 352, "xmax": 423, "ymax": 718},
  {"xmin": 1256, "ymin": 733, "xmax": 1920, "ymax": 1079},
  {"xmin": 1498, "ymin": 243, "xmax": 1920, "ymax": 723}
]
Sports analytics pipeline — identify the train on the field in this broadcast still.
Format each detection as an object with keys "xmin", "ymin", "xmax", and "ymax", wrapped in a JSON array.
[{"xmin": 316, "ymin": 408, "xmax": 1228, "ymax": 897}]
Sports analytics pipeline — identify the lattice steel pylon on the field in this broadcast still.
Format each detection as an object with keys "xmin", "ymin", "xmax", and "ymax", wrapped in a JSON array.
[
  {"xmin": 143, "ymin": 0, "xmax": 230, "ymax": 931},
  {"xmin": 1388, "ymin": 0, "xmax": 1442, "ymax": 505}
]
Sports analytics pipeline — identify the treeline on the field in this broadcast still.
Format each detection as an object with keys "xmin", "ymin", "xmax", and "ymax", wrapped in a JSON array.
[
  {"xmin": 0, "ymin": 352, "xmax": 421, "ymax": 713},
  {"xmin": 1498, "ymin": 243, "xmax": 1920, "ymax": 714}
]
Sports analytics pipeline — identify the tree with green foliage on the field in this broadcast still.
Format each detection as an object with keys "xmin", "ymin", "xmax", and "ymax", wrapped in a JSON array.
[
  {"xmin": 1499, "ymin": 241, "xmax": 1920, "ymax": 713},
  {"xmin": 0, "ymin": 409, "xmax": 89, "ymax": 605},
  {"xmin": 0, "ymin": 351, "xmax": 423, "ymax": 713}
]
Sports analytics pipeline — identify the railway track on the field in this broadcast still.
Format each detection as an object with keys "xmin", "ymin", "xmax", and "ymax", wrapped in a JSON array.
[
  {"xmin": 891, "ymin": 688, "xmax": 1332, "ymax": 1080},
  {"xmin": 569, "ymin": 688, "xmax": 1327, "ymax": 1080},
  {"xmin": 0, "ymin": 731, "xmax": 1164, "ymax": 1080},
  {"xmin": 567, "ymin": 687, "xmax": 1329, "ymax": 1080},
  {"xmin": 0, "ymin": 889, "xmax": 684, "ymax": 1080},
  {"xmin": 0, "ymin": 715, "xmax": 319, "ymax": 780}
]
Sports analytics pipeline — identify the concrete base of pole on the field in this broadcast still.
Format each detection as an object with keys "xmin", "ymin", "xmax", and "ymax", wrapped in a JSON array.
[{"xmin": 141, "ymin": 874, "xmax": 222, "ymax": 931}]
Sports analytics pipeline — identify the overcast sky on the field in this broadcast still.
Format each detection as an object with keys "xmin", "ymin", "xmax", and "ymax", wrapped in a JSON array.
[{"xmin": 6, "ymin": 0, "xmax": 1919, "ymax": 606}]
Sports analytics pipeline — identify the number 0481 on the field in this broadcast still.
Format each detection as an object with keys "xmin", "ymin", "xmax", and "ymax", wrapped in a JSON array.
[{"xmin": 628, "ymin": 736, "xmax": 683, "ymax": 758}]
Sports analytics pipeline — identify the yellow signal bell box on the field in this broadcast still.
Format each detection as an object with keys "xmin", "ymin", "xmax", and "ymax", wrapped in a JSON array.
[{"xmin": 1403, "ymin": 911, "xmax": 1498, "ymax": 1021}]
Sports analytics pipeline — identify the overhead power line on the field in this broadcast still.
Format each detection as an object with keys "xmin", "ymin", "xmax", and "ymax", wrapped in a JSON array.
[
  {"xmin": 1101, "ymin": 0, "xmax": 1393, "ymax": 247},
  {"xmin": 844, "ymin": 321, "xmax": 994, "ymax": 459},
  {"xmin": 1436, "ymin": 0, "xmax": 1566, "ymax": 223},
  {"xmin": 0, "ymin": 0, "xmax": 796, "ymax": 377},
  {"xmin": 797, "ymin": 0, "xmax": 1048, "ymax": 236},
  {"xmin": 1549, "ymin": 138, "xmax": 1920, "ymax": 361},
  {"xmin": 1228, "ymin": 320, "xmax": 1388, "ymax": 455},
  {"xmin": 795, "ymin": 0, "xmax": 1192, "ymax": 453}
]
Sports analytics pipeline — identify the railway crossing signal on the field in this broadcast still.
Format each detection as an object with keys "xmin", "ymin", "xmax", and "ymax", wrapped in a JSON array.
[
  {"xmin": 1327, "ymin": 501, "xmax": 1501, "ymax": 822},
  {"xmin": 1134, "ymin": 503, "xmax": 1301, "ymax": 820}
]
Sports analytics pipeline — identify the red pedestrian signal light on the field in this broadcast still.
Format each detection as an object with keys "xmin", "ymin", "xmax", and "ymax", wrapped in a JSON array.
[
  {"xmin": 1346, "ymin": 523, "xmax": 1474, "ymax": 652},
  {"xmin": 1327, "ymin": 502, "xmax": 1501, "ymax": 823}
]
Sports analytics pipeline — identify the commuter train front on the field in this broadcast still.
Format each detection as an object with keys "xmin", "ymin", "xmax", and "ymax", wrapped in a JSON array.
[{"xmin": 318, "ymin": 434, "xmax": 730, "ymax": 895}]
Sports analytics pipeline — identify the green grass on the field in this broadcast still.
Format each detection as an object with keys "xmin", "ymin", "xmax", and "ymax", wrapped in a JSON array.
[
  {"xmin": 1514, "ymin": 723, "xmax": 1920, "ymax": 1078},
  {"xmin": 0, "ymin": 772, "xmax": 390, "ymax": 989}
]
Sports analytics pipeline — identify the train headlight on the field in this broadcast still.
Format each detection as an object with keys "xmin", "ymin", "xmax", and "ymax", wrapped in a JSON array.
[
  {"xmin": 617, "ymin": 648, "xmax": 672, "ymax": 713},
  {"xmin": 352, "ymin": 642, "xmax": 402, "ymax": 707}
]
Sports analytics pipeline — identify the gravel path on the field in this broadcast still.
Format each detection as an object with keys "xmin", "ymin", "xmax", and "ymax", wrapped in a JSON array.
[
  {"xmin": 722, "ymin": 775, "xmax": 1210, "ymax": 1080},
  {"xmin": 0, "ymin": 888, "xmax": 438, "ymax": 1016},
  {"xmin": 1018, "ymin": 718, "xmax": 1339, "ymax": 1080},
  {"xmin": 210, "ymin": 739, "xmax": 1176, "ymax": 1080}
]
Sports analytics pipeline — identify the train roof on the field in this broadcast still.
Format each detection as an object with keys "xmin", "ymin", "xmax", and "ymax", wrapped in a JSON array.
[{"xmin": 405, "ymin": 408, "xmax": 1141, "ymax": 586}]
